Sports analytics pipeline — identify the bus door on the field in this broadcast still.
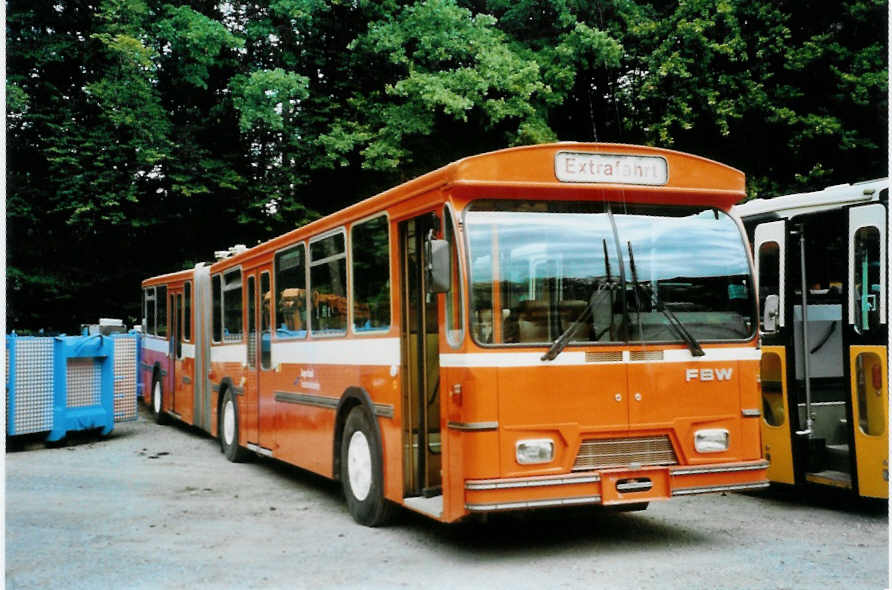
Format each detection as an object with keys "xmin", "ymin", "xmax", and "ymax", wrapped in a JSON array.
[
  {"xmin": 257, "ymin": 270, "xmax": 274, "ymax": 450},
  {"xmin": 168, "ymin": 289, "xmax": 188, "ymax": 418},
  {"xmin": 243, "ymin": 269, "xmax": 274, "ymax": 448},
  {"xmin": 754, "ymin": 220, "xmax": 795, "ymax": 484},
  {"xmin": 847, "ymin": 203, "xmax": 888, "ymax": 498},
  {"xmin": 243, "ymin": 274, "xmax": 260, "ymax": 444},
  {"xmin": 399, "ymin": 212, "xmax": 442, "ymax": 498},
  {"xmin": 791, "ymin": 211, "xmax": 851, "ymax": 489},
  {"xmin": 177, "ymin": 283, "xmax": 195, "ymax": 423}
]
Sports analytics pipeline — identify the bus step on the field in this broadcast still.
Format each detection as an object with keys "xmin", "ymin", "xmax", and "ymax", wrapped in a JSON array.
[
  {"xmin": 404, "ymin": 495, "xmax": 443, "ymax": 518},
  {"xmin": 805, "ymin": 470, "xmax": 852, "ymax": 490},
  {"xmin": 825, "ymin": 443, "xmax": 851, "ymax": 473}
]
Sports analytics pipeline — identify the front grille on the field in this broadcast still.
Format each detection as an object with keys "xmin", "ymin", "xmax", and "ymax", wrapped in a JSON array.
[
  {"xmin": 572, "ymin": 435, "xmax": 678, "ymax": 471},
  {"xmin": 585, "ymin": 351, "xmax": 622, "ymax": 363},
  {"xmin": 630, "ymin": 350, "xmax": 663, "ymax": 361}
]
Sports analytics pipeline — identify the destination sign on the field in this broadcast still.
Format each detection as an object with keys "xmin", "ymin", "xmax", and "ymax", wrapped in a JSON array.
[{"xmin": 555, "ymin": 151, "xmax": 669, "ymax": 185}]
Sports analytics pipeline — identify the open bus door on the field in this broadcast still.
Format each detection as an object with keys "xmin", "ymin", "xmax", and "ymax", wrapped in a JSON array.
[
  {"xmin": 399, "ymin": 211, "xmax": 443, "ymax": 510},
  {"xmin": 168, "ymin": 288, "xmax": 190, "ymax": 420},
  {"xmin": 754, "ymin": 220, "xmax": 795, "ymax": 485},
  {"xmin": 847, "ymin": 203, "xmax": 888, "ymax": 498}
]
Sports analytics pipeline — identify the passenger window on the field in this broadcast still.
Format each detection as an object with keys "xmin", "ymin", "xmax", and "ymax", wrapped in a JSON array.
[
  {"xmin": 351, "ymin": 216, "xmax": 390, "ymax": 331},
  {"xmin": 310, "ymin": 232, "xmax": 347, "ymax": 335},
  {"xmin": 183, "ymin": 281, "xmax": 191, "ymax": 342},
  {"xmin": 145, "ymin": 288, "xmax": 156, "ymax": 336},
  {"xmin": 444, "ymin": 208, "xmax": 463, "ymax": 347},
  {"xmin": 212, "ymin": 274, "xmax": 222, "ymax": 343},
  {"xmin": 275, "ymin": 245, "xmax": 307, "ymax": 339},
  {"xmin": 853, "ymin": 227, "xmax": 881, "ymax": 333},
  {"xmin": 758, "ymin": 241, "xmax": 780, "ymax": 331},
  {"xmin": 856, "ymin": 352, "xmax": 885, "ymax": 436},
  {"xmin": 261, "ymin": 272, "xmax": 272, "ymax": 369},
  {"xmin": 156, "ymin": 285, "xmax": 167, "ymax": 337},
  {"xmin": 761, "ymin": 351, "xmax": 785, "ymax": 427},
  {"xmin": 222, "ymin": 269, "xmax": 243, "ymax": 342}
]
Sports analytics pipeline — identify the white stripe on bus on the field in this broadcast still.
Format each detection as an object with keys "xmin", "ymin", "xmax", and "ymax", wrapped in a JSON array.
[
  {"xmin": 438, "ymin": 347, "xmax": 760, "ymax": 368},
  {"xmin": 272, "ymin": 338, "xmax": 400, "ymax": 367},
  {"xmin": 210, "ymin": 344, "xmax": 247, "ymax": 364}
]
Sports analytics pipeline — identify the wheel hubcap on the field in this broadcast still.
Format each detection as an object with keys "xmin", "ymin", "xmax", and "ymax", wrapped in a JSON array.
[
  {"xmin": 153, "ymin": 381, "xmax": 161, "ymax": 414},
  {"xmin": 347, "ymin": 431, "xmax": 372, "ymax": 501},
  {"xmin": 223, "ymin": 400, "xmax": 235, "ymax": 446}
]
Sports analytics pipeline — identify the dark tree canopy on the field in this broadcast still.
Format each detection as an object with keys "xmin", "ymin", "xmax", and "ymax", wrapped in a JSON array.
[{"xmin": 7, "ymin": 0, "xmax": 887, "ymax": 332}]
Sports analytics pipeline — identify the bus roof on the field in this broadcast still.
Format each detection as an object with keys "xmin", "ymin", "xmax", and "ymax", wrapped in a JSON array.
[
  {"xmin": 733, "ymin": 178, "xmax": 888, "ymax": 221},
  {"xmin": 142, "ymin": 265, "xmax": 204, "ymax": 288},
  {"xmin": 201, "ymin": 142, "xmax": 745, "ymax": 274}
]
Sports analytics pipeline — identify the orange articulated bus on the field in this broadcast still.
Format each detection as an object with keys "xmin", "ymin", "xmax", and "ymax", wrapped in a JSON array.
[{"xmin": 141, "ymin": 143, "xmax": 768, "ymax": 526}]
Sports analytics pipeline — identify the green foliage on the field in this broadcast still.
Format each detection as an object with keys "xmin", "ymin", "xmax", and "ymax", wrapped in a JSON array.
[
  {"xmin": 231, "ymin": 69, "xmax": 310, "ymax": 132},
  {"xmin": 6, "ymin": 0, "xmax": 888, "ymax": 331},
  {"xmin": 321, "ymin": 0, "xmax": 559, "ymax": 171}
]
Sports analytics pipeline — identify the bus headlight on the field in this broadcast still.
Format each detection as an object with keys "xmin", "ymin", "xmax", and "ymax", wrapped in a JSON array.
[
  {"xmin": 694, "ymin": 429, "xmax": 729, "ymax": 453},
  {"xmin": 516, "ymin": 439, "xmax": 554, "ymax": 464}
]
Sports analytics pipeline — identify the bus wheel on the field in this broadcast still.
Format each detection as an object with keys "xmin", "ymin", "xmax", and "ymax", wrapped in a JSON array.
[
  {"xmin": 151, "ymin": 376, "xmax": 169, "ymax": 425},
  {"xmin": 220, "ymin": 390, "xmax": 249, "ymax": 463},
  {"xmin": 340, "ymin": 407, "xmax": 392, "ymax": 527}
]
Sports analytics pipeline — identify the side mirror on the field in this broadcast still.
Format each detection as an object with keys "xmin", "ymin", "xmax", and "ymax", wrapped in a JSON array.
[
  {"xmin": 425, "ymin": 237, "xmax": 451, "ymax": 294},
  {"xmin": 763, "ymin": 294, "xmax": 779, "ymax": 333}
]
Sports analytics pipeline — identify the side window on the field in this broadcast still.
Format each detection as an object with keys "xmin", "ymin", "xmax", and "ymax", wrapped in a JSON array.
[
  {"xmin": 247, "ymin": 275, "xmax": 256, "ymax": 368},
  {"xmin": 275, "ymin": 245, "xmax": 307, "ymax": 339},
  {"xmin": 183, "ymin": 281, "xmax": 192, "ymax": 342},
  {"xmin": 853, "ymin": 226, "xmax": 881, "ymax": 333},
  {"xmin": 145, "ymin": 288, "xmax": 156, "ymax": 336},
  {"xmin": 444, "ymin": 208, "xmax": 464, "ymax": 347},
  {"xmin": 261, "ymin": 272, "xmax": 272, "ymax": 369},
  {"xmin": 156, "ymin": 285, "xmax": 168, "ymax": 337},
  {"xmin": 351, "ymin": 216, "xmax": 390, "ymax": 332},
  {"xmin": 758, "ymin": 241, "xmax": 780, "ymax": 331},
  {"xmin": 212, "ymin": 274, "xmax": 222, "ymax": 343},
  {"xmin": 310, "ymin": 232, "xmax": 348, "ymax": 335},
  {"xmin": 222, "ymin": 269, "xmax": 243, "ymax": 342}
]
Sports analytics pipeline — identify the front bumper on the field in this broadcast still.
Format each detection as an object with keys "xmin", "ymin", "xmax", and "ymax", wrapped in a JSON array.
[{"xmin": 463, "ymin": 459, "xmax": 769, "ymax": 513}]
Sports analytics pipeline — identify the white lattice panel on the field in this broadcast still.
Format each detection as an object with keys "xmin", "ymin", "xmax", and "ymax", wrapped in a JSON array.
[
  {"xmin": 67, "ymin": 358, "xmax": 101, "ymax": 408},
  {"xmin": 114, "ymin": 337, "xmax": 138, "ymax": 422},
  {"xmin": 13, "ymin": 339, "xmax": 55, "ymax": 434}
]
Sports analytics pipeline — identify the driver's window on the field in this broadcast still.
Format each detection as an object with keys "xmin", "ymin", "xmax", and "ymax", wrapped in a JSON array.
[
  {"xmin": 853, "ymin": 226, "xmax": 881, "ymax": 333},
  {"xmin": 758, "ymin": 241, "xmax": 780, "ymax": 331}
]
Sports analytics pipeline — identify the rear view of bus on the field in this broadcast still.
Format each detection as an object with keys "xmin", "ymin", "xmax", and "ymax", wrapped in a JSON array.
[{"xmin": 448, "ymin": 146, "xmax": 767, "ymax": 516}]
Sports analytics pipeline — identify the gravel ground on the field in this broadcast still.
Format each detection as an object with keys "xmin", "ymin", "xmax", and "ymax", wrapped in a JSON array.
[{"xmin": 6, "ymin": 406, "xmax": 889, "ymax": 590}]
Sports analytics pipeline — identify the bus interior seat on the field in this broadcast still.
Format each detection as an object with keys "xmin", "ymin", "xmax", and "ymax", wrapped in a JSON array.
[
  {"xmin": 559, "ymin": 300, "xmax": 592, "ymax": 340},
  {"xmin": 517, "ymin": 300, "xmax": 549, "ymax": 342}
]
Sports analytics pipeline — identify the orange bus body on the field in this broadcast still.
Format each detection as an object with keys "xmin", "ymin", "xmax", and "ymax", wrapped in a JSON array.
[{"xmin": 141, "ymin": 143, "xmax": 768, "ymax": 524}]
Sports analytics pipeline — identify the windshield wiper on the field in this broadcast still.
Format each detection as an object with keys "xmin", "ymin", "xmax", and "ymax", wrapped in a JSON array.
[{"xmin": 627, "ymin": 242, "xmax": 705, "ymax": 357}]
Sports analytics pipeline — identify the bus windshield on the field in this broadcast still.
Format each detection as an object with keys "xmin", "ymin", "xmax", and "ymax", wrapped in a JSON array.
[{"xmin": 466, "ymin": 200, "xmax": 755, "ymax": 346}]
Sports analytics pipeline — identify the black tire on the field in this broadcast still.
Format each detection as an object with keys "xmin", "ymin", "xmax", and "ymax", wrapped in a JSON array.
[
  {"xmin": 219, "ymin": 389, "xmax": 249, "ymax": 462},
  {"xmin": 151, "ymin": 374, "xmax": 169, "ymax": 425},
  {"xmin": 340, "ymin": 406, "xmax": 393, "ymax": 526}
]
